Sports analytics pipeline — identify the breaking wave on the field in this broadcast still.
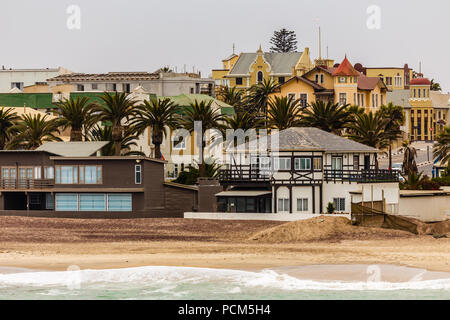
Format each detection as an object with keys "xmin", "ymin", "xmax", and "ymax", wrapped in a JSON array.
[{"xmin": 1, "ymin": 266, "xmax": 449, "ymax": 292}]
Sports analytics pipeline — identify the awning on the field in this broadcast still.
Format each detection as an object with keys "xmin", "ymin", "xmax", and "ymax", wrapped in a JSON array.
[{"xmin": 215, "ymin": 190, "xmax": 272, "ymax": 197}]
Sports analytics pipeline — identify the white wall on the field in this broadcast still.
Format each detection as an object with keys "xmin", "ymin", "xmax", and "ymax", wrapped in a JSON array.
[
  {"xmin": 184, "ymin": 212, "xmax": 351, "ymax": 222},
  {"xmin": 398, "ymin": 194, "xmax": 450, "ymax": 222},
  {"xmin": 0, "ymin": 69, "xmax": 63, "ymax": 92}
]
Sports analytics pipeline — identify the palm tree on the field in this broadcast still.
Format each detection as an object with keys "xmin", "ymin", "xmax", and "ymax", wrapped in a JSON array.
[
  {"xmin": 0, "ymin": 107, "xmax": 20, "ymax": 150},
  {"xmin": 8, "ymin": 114, "xmax": 61, "ymax": 150},
  {"xmin": 378, "ymin": 103, "xmax": 405, "ymax": 171},
  {"xmin": 267, "ymin": 96, "xmax": 302, "ymax": 130},
  {"xmin": 91, "ymin": 92, "xmax": 138, "ymax": 156},
  {"xmin": 132, "ymin": 97, "xmax": 179, "ymax": 159},
  {"xmin": 430, "ymin": 79, "xmax": 442, "ymax": 92},
  {"xmin": 346, "ymin": 112, "xmax": 388, "ymax": 170},
  {"xmin": 401, "ymin": 140, "xmax": 418, "ymax": 175},
  {"xmin": 226, "ymin": 111, "xmax": 258, "ymax": 131},
  {"xmin": 53, "ymin": 96, "xmax": 96, "ymax": 141},
  {"xmin": 217, "ymin": 86, "xmax": 245, "ymax": 112},
  {"xmin": 246, "ymin": 78, "xmax": 278, "ymax": 120},
  {"xmin": 88, "ymin": 125, "xmax": 143, "ymax": 156},
  {"xmin": 400, "ymin": 171, "xmax": 426, "ymax": 190},
  {"xmin": 300, "ymin": 101, "xmax": 351, "ymax": 135},
  {"xmin": 433, "ymin": 126, "xmax": 450, "ymax": 167},
  {"xmin": 179, "ymin": 99, "xmax": 226, "ymax": 177}
]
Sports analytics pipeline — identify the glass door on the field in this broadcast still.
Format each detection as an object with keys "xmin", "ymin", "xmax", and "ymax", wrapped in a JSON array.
[{"xmin": 331, "ymin": 157, "xmax": 343, "ymax": 178}]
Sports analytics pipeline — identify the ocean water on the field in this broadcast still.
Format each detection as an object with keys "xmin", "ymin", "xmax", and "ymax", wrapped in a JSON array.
[{"xmin": 0, "ymin": 266, "xmax": 449, "ymax": 300}]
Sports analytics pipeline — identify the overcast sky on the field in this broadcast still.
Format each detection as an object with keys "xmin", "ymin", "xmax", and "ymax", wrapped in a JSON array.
[{"xmin": 1, "ymin": 0, "xmax": 449, "ymax": 92}]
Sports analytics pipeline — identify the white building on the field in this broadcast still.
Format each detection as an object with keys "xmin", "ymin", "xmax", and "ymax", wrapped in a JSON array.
[
  {"xmin": 0, "ymin": 67, "xmax": 71, "ymax": 92},
  {"xmin": 217, "ymin": 127, "xmax": 400, "ymax": 215},
  {"xmin": 47, "ymin": 71, "xmax": 215, "ymax": 97}
]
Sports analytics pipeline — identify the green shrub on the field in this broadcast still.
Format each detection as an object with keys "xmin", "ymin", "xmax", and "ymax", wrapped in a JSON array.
[{"xmin": 326, "ymin": 202, "xmax": 335, "ymax": 214}]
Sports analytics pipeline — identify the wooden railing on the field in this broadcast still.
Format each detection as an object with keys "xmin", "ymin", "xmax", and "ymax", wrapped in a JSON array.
[
  {"xmin": 0, "ymin": 179, "xmax": 55, "ymax": 190},
  {"xmin": 324, "ymin": 169, "xmax": 398, "ymax": 183},
  {"xmin": 218, "ymin": 165, "xmax": 271, "ymax": 184},
  {"xmin": 219, "ymin": 167, "xmax": 399, "ymax": 184}
]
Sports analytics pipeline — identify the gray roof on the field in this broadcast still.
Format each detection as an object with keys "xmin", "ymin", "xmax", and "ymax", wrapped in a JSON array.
[
  {"xmin": 36, "ymin": 142, "xmax": 109, "ymax": 157},
  {"xmin": 228, "ymin": 52, "xmax": 303, "ymax": 76},
  {"xmin": 387, "ymin": 90, "xmax": 411, "ymax": 108},
  {"xmin": 268, "ymin": 127, "xmax": 379, "ymax": 153}
]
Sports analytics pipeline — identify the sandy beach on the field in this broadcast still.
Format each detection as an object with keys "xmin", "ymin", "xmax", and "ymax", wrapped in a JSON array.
[{"xmin": 0, "ymin": 216, "xmax": 449, "ymax": 276}]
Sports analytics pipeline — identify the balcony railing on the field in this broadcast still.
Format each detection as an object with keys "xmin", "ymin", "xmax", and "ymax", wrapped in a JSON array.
[
  {"xmin": 218, "ymin": 165, "xmax": 271, "ymax": 184},
  {"xmin": 324, "ymin": 169, "xmax": 399, "ymax": 183},
  {"xmin": 219, "ymin": 167, "xmax": 399, "ymax": 184},
  {"xmin": 0, "ymin": 179, "xmax": 55, "ymax": 190}
]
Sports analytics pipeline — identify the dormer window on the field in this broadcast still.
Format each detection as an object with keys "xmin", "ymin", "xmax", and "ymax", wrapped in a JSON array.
[{"xmin": 339, "ymin": 77, "xmax": 346, "ymax": 83}]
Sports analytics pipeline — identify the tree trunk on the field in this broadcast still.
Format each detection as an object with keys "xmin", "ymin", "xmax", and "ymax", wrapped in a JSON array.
[
  {"xmin": 70, "ymin": 129, "xmax": 83, "ymax": 142},
  {"xmin": 199, "ymin": 141, "xmax": 206, "ymax": 177},
  {"xmin": 375, "ymin": 154, "xmax": 379, "ymax": 171},
  {"xmin": 388, "ymin": 144, "xmax": 392, "ymax": 171},
  {"xmin": 112, "ymin": 126, "xmax": 123, "ymax": 156},
  {"xmin": 152, "ymin": 130, "xmax": 163, "ymax": 159}
]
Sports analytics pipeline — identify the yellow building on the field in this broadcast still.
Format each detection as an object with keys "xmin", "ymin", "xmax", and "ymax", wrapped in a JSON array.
[
  {"xmin": 272, "ymin": 56, "xmax": 388, "ymax": 111},
  {"xmin": 408, "ymin": 78, "xmax": 435, "ymax": 141},
  {"xmin": 356, "ymin": 64, "xmax": 413, "ymax": 91},
  {"xmin": 212, "ymin": 46, "xmax": 313, "ymax": 90}
]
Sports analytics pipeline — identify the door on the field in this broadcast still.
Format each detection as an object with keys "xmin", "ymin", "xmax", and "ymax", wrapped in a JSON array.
[
  {"xmin": 364, "ymin": 155, "xmax": 371, "ymax": 170},
  {"xmin": 1, "ymin": 168, "xmax": 16, "ymax": 188},
  {"xmin": 331, "ymin": 157, "xmax": 343, "ymax": 178},
  {"xmin": 18, "ymin": 167, "xmax": 33, "ymax": 188}
]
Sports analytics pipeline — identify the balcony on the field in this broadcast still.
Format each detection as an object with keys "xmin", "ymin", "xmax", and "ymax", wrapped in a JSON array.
[
  {"xmin": 324, "ymin": 169, "xmax": 399, "ymax": 183},
  {"xmin": 0, "ymin": 179, "xmax": 55, "ymax": 190},
  {"xmin": 218, "ymin": 165, "xmax": 271, "ymax": 186}
]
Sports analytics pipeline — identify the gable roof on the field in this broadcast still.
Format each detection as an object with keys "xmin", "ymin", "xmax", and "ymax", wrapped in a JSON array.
[
  {"xmin": 268, "ymin": 127, "xmax": 379, "ymax": 152},
  {"xmin": 36, "ymin": 142, "xmax": 109, "ymax": 157},
  {"xmin": 357, "ymin": 75, "xmax": 387, "ymax": 91},
  {"xmin": 228, "ymin": 52, "xmax": 303, "ymax": 76},
  {"xmin": 281, "ymin": 76, "xmax": 326, "ymax": 91},
  {"xmin": 333, "ymin": 57, "xmax": 361, "ymax": 77}
]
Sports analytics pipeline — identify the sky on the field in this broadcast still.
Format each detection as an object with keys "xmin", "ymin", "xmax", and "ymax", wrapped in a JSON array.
[{"xmin": 1, "ymin": 0, "xmax": 449, "ymax": 92}]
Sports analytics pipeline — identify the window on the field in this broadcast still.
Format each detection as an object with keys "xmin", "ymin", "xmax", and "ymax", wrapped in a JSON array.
[
  {"xmin": 11, "ymin": 82, "xmax": 24, "ymax": 90},
  {"xmin": 333, "ymin": 198, "xmax": 346, "ymax": 211},
  {"xmin": 172, "ymin": 136, "xmax": 186, "ymax": 150},
  {"xmin": 315, "ymin": 74, "xmax": 319, "ymax": 83},
  {"xmin": 320, "ymin": 74, "xmax": 324, "ymax": 84},
  {"xmin": 123, "ymin": 83, "xmax": 131, "ymax": 93},
  {"xmin": 418, "ymin": 89, "xmax": 421, "ymax": 98},
  {"xmin": 77, "ymin": 84, "xmax": 85, "ymax": 91},
  {"xmin": 106, "ymin": 83, "xmax": 117, "ymax": 91},
  {"xmin": 92, "ymin": 84, "xmax": 98, "ymax": 90},
  {"xmin": 257, "ymin": 71, "xmax": 264, "ymax": 83},
  {"xmin": 313, "ymin": 158, "xmax": 322, "ymax": 170},
  {"xmin": 299, "ymin": 94, "xmax": 307, "ymax": 107},
  {"xmin": 295, "ymin": 158, "xmax": 311, "ymax": 171},
  {"xmin": 385, "ymin": 77, "xmax": 392, "ymax": 86},
  {"xmin": 278, "ymin": 77, "xmax": 285, "ymax": 84},
  {"xmin": 353, "ymin": 155, "xmax": 360, "ymax": 170},
  {"xmin": 394, "ymin": 76, "xmax": 402, "ymax": 87},
  {"xmin": 108, "ymin": 194, "xmax": 132, "ymax": 212},
  {"xmin": 79, "ymin": 166, "xmax": 102, "ymax": 184},
  {"xmin": 135, "ymin": 165, "xmax": 142, "ymax": 184},
  {"xmin": 46, "ymin": 194, "xmax": 54, "ymax": 210},
  {"xmin": 287, "ymin": 93, "xmax": 296, "ymax": 101},
  {"xmin": 236, "ymin": 77, "xmax": 243, "ymax": 85},
  {"xmin": 339, "ymin": 93, "xmax": 347, "ymax": 105},
  {"xmin": 34, "ymin": 167, "xmax": 42, "ymax": 179},
  {"xmin": 79, "ymin": 194, "xmax": 106, "ymax": 211},
  {"xmin": 297, "ymin": 198, "xmax": 308, "ymax": 212},
  {"xmin": 338, "ymin": 77, "xmax": 346, "ymax": 83},
  {"xmin": 44, "ymin": 167, "xmax": 54, "ymax": 179},
  {"xmin": 55, "ymin": 194, "xmax": 78, "ymax": 211},
  {"xmin": 278, "ymin": 198, "xmax": 290, "ymax": 212},
  {"xmin": 274, "ymin": 158, "xmax": 291, "ymax": 171},
  {"xmin": 56, "ymin": 166, "xmax": 78, "ymax": 184}
]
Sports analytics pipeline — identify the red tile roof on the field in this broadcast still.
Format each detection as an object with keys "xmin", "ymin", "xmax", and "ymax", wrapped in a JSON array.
[
  {"xmin": 409, "ymin": 78, "xmax": 431, "ymax": 86},
  {"xmin": 332, "ymin": 57, "xmax": 361, "ymax": 77}
]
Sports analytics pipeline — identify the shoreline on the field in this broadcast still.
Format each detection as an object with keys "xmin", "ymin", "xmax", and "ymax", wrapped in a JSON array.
[{"xmin": 1, "ymin": 238, "xmax": 449, "ymax": 274}]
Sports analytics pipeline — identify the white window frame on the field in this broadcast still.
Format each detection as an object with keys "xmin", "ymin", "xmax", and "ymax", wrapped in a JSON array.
[
  {"xmin": 294, "ymin": 158, "xmax": 311, "ymax": 171},
  {"xmin": 172, "ymin": 136, "xmax": 186, "ymax": 150},
  {"xmin": 135, "ymin": 165, "xmax": 142, "ymax": 184},
  {"xmin": 274, "ymin": 158, "xmax": 291, "ymax": 171},
  {"xmin": 339, "ymin": 93, "xmax": 347, "ymax": 105},
  {"xmin": 278, "ymin": 198, "xmax": 290, "ymax": 213},
  {"xmin": 297, "ymin": 198, "xmax": 308, "ymax": 212},
  {"xmin": 298, "ymin": 93, "xmax": 308, "ymax": 107},
  {"xmin": 333, "ymin": 198, "xmax": 346, "ymax": 212}
]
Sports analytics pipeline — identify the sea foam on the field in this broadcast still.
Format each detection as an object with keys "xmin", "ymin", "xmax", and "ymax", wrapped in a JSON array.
[{"xmin": 0, "ymin": 266, "xmax": 449, "ymax": 291}]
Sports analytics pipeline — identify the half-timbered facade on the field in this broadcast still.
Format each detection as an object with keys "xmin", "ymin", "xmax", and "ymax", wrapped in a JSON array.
[{"xmin": 218, "ymin": 127, "xmax": 399, "ymax": 214}]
